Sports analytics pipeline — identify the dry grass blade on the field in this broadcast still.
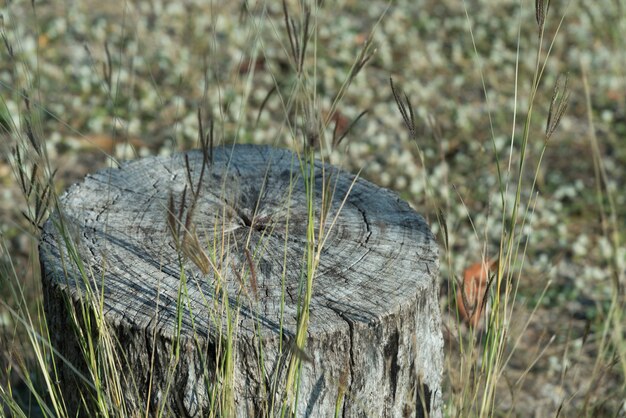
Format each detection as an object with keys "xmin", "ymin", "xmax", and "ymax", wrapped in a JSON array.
[
  {"xmin": 554, "ymin": 401, "xmax": 564, "ymax": 418},
  {"xmin": 535, "ymin": 0, "xmax": 545, "ymax": 28},
  {"xmin": 390, "ymin": 77, "xmax": 417, "ymax": 141},
  {"xmin": 183, "ymin": 149, "xmax": 208, "ymax": 233},
  {"xmin": 325, "ymin": 31, "xmax": 376, "ymax": 143},
  {"xmin": 299, "ymin": 7, "xmax": 311, "ymax": 73},
  {"xmin": 34, "ymin": 172, "xmax": 56, "ymax": 227},
  {"xmin": 184, "ymin": 197, "xmax": 195, "ymax": 233},
  {"xmin": 438, "ymin": 208, "xmax": 449, "ymax": 252},
  {"xmin": 207, "ymin": 118, "xmax": 214, "ymax": 165},
  {"xmin": 457, "ymin": 274, "xmax": 478, "ymax": 316},
  {"xmin": 167, "ymin": 186, "xmax": 208, "ymax": 274},
  {"xmin": 255, "ymin": 85, "xmax": 277, "ymax": 127},
  {"xmin": 282, "ymin": 0, "xmax": 299, "ymax": 71},
  {"xmin": 167, "ymin": 192, "xmax": 178, "ymax": 247},
  {"xmin": 209, "ymin": 119, "xmax": 214, "ymax": 165},
  {"xmin": 178, "ymin": 185, "xmax": 188, "ymax": 231},
  {"xmin": 23, "ymin": 89, "xmax": 30, "ymax": 111},
  {"xmin": 197, "ymin": 107, "xmax": 205, "ymax": 150},
  {"xmin": 282, "ymin": 0, "xmax": 311, "ymax": 73},
  {"xmin": 479, "ymin": 265, "xmax": 497, "ymax": 316},
  {"xmin": 22, "ymin": 93, "xmax": 42, "ymax": 156},
  {"xmin": 182, "ymin": 231, "xmax": 211, "ymax": 275},
  {"xmin": 184, "ymin": 154, "xmax": 194, "ymax": 195},
  {"xmin": 350, "ymin": 34, "xmax": 375, "ymax": 81},
  {"xmin": 26, "ymin": 163, "xmax": 38, "ymax": 199},
  {"xmin": 332, "ymin": 109, "xmax": 367, "ymax": 148},
  {"xmin": 545, "ymin": 73, "xmax": 570, "ymax": 140},
  {"xmin": 1, "ymin": 26, "xmax": 13, "ymax": 58},
  {"xmin": 24, "ymin": 117, "xmax": 39, "ymax": 155},
  {"xmin": 103, "ymin": 41, "xmax": 112, "ymax": 90},
  {"xmin": 14, "ymin": 146, "xmax": 27, "ymax": 192},
  {"xmin": 12, "ymin": 141, "xmax": 56, "ymax": 229},
  {"xmin": 198, "ymin": 107, "xmax": 214, "ymax": 165}
]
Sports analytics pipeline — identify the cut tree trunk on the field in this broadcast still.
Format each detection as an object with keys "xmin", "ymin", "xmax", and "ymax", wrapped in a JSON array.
[{"xmin": 40, "ymin": 144, "xmax": 443, "ymax": 417}]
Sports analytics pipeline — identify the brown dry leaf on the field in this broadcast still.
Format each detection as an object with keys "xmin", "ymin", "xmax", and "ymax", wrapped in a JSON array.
[{"xmin": 457, "ymin": 259, "xmax": 497, "ymax": 328}]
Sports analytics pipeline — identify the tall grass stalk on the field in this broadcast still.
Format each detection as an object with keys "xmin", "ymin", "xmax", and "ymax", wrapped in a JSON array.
[
  {"xmin": 388, "ymin": 0, "xmax": 573, "ymax": 416},
  {"xmin": 479, "ymin": 1, "xmax": 570, "ymax": 415},
  {"xmin": 581, "ymin": 60, "xmax": 626, "ymax": 408},
  {"xmin": 477, "ymin": 1, "xmax": 570, "ymax": 416}
]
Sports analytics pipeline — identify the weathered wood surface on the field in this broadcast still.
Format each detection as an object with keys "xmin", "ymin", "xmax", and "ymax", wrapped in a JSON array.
[{"xmin": 40, "ymin": 144, "xmax": 443, "ymax": 417}]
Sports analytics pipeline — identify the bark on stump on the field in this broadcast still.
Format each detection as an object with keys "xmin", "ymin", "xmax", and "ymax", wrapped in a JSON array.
[{"xmin": 40, "ymin": 144, "xmax": 443, "ymax": 417}]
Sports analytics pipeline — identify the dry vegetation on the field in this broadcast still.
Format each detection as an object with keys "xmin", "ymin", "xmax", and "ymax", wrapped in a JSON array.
[{"xmin": 1, "ymin": 0, "xmax": 625, "ymax": 416}]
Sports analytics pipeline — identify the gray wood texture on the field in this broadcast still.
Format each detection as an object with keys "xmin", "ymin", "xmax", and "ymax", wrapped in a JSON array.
[{"xmin": 40, "ymin": 144, "xmax": 443, "ymax": 417}]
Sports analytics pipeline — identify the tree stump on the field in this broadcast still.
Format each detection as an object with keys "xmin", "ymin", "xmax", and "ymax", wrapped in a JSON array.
[{"xmin": 40, "ymin": 144, "xmax": 443, "ymax": 417}]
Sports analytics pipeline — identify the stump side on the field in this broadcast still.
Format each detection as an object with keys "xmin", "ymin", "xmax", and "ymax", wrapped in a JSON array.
[{"xmin": 40, "ymin": 144, "xmax": 443, "ymax": 417}]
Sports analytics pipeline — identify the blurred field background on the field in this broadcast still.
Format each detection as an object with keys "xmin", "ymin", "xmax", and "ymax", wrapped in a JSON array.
[{"xmin": 1, "ymin": 0, "xmax": 624, "ymax": 416}]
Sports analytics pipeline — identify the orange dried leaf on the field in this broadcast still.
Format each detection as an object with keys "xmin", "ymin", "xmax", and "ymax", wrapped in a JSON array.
[{"xmin": 456, "ymin": 259, "xmax": 497, "ymax": 328}]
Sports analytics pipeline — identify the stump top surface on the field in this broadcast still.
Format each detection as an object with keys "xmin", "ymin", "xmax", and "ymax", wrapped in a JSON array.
[{"xmin": 40, "ymin": 144, "xmax": 437, "ymax": 338}]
